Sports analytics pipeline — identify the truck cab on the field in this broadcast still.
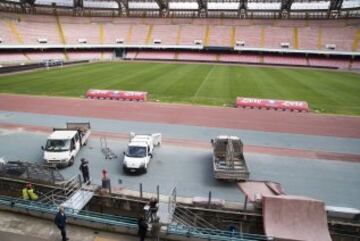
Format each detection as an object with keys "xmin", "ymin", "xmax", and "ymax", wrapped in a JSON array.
[
  {"xmin": 43, "ymin": 122, "xmax": 91, "ymax": 168},
  {"xmin": 123, "ymin": 133, "xmax": 161, "ymax": 174},
  {"xmin": 43, "ymin": 131, "xmax": 80, "ymax": 167}
]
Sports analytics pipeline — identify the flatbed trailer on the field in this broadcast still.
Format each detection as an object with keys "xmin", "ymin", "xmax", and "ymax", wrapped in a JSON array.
[{"xmin": 211, "ymin": 135, "xmax": 250, "ymax": 181}]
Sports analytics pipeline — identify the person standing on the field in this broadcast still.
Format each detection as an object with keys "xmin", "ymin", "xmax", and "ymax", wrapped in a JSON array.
[
  {"xmin": 148, "ymin": 197, "xmax": 159, "ymax": 222},
  {"xmin": 137, "ymin": 217, "xmax": 148, "ymax": 241},
  {"xmin": 79, "ymin": 158, "xmax": 90, "ymax": 184},
  {"xmin": 22, "ymin": 184, "xmax": 30, "ymax": 200},
  {"xmin": 54, "ymin": 206, "xmax": 69, "ymax": 241},
  {"xmin": 22, "ymin": 183, "xmax": 38, "ymax": 201},
  {"xmin": 228, "ymin": 223, "xmax": 237, "ymax": 237},
  {"xmin": 150, "ymin": 217, "xmax": 162, "ymax": 241}
]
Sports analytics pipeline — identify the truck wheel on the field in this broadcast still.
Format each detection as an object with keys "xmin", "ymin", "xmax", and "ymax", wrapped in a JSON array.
[
  {"xmin": 68, "ymin": 157, "xmax": 74, "ymax": 166},
  {"xmin": 143, "ymin": 166, "xmax": 147, "ymax": 174},
  {"xmin": 123, "ymin": 165, "xmax": 128, "ymax": 173}
]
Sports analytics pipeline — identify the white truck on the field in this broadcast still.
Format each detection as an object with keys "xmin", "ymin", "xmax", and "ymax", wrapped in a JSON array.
[
  {"xmin": 123, "ymin": 132, "xmax": 161, "ymax": 174},
  {"xmin": 211, "ymin": 135, "xmax": 250, "ymax": 181},
  {"xmin": 42, "ymin": 122, "xmax": 91, "ymax": 167}
]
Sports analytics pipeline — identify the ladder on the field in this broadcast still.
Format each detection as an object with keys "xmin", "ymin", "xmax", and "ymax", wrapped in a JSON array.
[{"xmin": 225, "ymin": 138, "xmax": 235, "ymax": 168}]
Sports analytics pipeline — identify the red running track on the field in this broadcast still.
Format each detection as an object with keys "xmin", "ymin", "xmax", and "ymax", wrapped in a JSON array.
[{"xmin": 0, "ymin": 94, "xmax": 360, "ymax": 138}]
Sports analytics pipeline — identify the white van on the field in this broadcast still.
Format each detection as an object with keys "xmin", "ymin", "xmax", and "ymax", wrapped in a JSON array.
[
  {"xmin": 123, "ymin": 133, "xmax": 161, "ymax": 174},
  {"xmin": 43, "ymin": 123, "xmax": 91, "ymax": 167}
]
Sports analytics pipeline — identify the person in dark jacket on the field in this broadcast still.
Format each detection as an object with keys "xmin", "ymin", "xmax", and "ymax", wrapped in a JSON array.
[
  {"xmin": 148, "ymin": 197, "xmax": 158, "ymax": 222},
  {"xmin": 137, "ymin": 217, "xmax": 148, "ymax": 241},
  {"xmin": 54, "ymin": 206, "xmax": 68, "ymax": 241},
  {"xmin": 79, "ymin": 158, "xmax": 90, "ymax": 184}
]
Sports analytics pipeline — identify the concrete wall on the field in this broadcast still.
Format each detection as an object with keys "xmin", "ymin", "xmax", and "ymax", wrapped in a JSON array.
[
  {"xmin": 0, "ymin": 177, "xmax": 358, "ymax": 241},
  {"xmin": 85, "ymin": 194, "xmax": 146, "ymax": 218}
]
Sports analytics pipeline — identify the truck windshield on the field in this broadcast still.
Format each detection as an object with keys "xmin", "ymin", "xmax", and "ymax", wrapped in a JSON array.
[
  {"xmin": 127, "ymin": 146, "xmax": 146, "ymax": 158},
  {"xmin": 45, "ymin": 139, "xmax": 70, "ymax": 152}
]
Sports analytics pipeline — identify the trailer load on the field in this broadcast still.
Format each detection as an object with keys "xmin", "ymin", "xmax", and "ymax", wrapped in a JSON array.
[{"xmin": 211, "ymin": 135, "xmax": 249, "ymax": 181}]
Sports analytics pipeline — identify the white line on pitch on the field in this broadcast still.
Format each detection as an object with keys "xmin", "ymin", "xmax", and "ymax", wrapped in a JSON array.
[{"xmin": 193, "ymin": 66, "xmax": 215, "ymax": 98}]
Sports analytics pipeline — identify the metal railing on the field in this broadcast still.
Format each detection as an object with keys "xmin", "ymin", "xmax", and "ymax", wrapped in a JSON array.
[
  {"xmin": 38, "ymin": 175, "xmax": 82, "ymax": 206},
  {"xmin": 173, "ymin": 204, "xmax": 219, "ymax": 230},
  {"xmin": 0, "ymin": 195, "xmax": 137, "ymax": 227},
  {"xmin": 168, "ymin": 186, "xmax": 219, "ymax": 230},
  {"xmin": 167, "ymin": 224, "xmax": 273, "ymax": 241},
  {"xmin": 0, "ymin": 194, "xmax": 272, "ymax": 241}
]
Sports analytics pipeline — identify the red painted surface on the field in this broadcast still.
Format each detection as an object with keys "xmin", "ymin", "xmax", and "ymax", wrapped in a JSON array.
[
  {"xmin": 1, "ymin": 122, "xmax": 359, "ymax": 163},
  {"xmin": 0, "ymin": 94, "xmax": 359, "ymax": 138},
  {"xmin": 263, "ymin": 195, "xmax": 332, "ymax": 241},
  {"xmin": 235, "ymin": 97, "xmax": 309, "ymax": 112}
]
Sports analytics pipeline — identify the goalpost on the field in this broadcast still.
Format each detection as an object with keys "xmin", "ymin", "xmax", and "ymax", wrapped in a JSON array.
[{"xmin": 43, "ymin": 59, "xmax": 64, "ymax": 70}]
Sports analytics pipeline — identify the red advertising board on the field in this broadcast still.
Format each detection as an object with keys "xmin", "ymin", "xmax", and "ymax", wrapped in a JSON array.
[
  {"xmin": 86, "ymin": 89, "xmax": 148, "ymax": 101},
  {"xmin": 235, "ymin": 97, "xmax": 309, "ymax": 112}
]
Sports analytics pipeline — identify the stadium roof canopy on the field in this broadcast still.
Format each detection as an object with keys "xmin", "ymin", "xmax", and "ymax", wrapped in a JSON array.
[{"xmin": 1, "ymin": 0, "xmax": 360, "ymax": 18}]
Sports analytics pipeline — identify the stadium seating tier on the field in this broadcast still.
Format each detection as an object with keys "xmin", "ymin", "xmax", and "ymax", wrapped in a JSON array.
[{"xmin": 0, "ymin": 13, "xmax": 358, "ymax": 51}]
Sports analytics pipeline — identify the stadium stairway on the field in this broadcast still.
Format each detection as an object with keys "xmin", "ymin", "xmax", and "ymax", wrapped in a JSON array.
[
  {"xmin": 145, "ymin": 25, "xmax": 153, "ymax": 44},
  {"xmin": 54, "ymin": 10, "xmax": 69, "ymax": 61},
  {"xmin": 99, "ymin": 23, "xmax": 105, "ymax": 60},
  {"xmin": 293, "ymin": 27, "xmax": 299, "ymax": 49},
  {"xmin": 127, "ymin": 25, "xmax": 133, "ymax": 43},
  {"xmin": 231, "ymin": 26, "xmax": 236, "ymax": 47},
  {"xmin": 352, "ymin": 28, "xmax": 360, "ymax": 51},
  {"xmin": 5, "ymin": 20, "xmax": 24, "ymax": 44},
  {"xmin": 260, "ymin": 26, "xmax": 265, "ymax": 48},
  {"xmin": 4, "ymin": 20, "xmax": 30, "ymax": 61},
  {"xmin": 204, "ymin": 25, "xmax": 210, "ymax": 46},
  {"xmin": 99, "ymin": 23, "xmax": 105, "ymax": 44},
  {"xmin": 317, "ymin": 28, "xmax": 323, "ymax": 49},
  {"xmin": 176, "ymin": 25, "xmax": 182, "ymax": 45}
]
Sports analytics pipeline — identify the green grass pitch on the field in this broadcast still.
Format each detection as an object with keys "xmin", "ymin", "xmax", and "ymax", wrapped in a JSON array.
[{"xmin": 0, "ymin": 61, "xmax": 359, "ymax": 115}]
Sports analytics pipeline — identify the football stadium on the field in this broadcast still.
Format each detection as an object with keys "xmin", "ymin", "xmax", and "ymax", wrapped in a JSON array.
[{"xmin": 0, "ymin": 0, "xmax": 359, "ymax": 241}]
